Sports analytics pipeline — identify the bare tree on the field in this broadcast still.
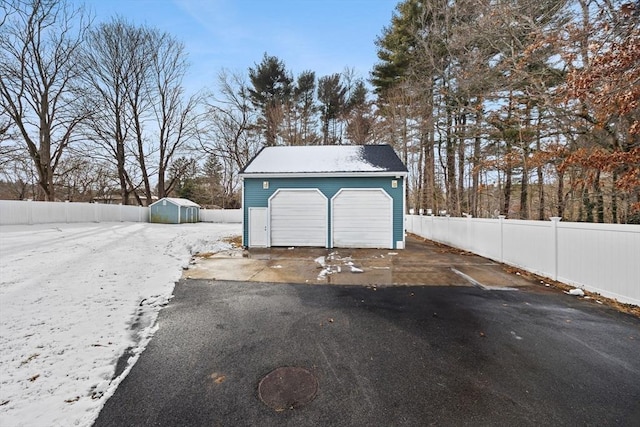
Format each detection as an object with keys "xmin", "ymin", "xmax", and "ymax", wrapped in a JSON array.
[
  {"xmin": 81, "ymin": 18, "xmax": 199, "ymax": 205},
  {"xmin": 0, "ymin": 0, "xmax": 91, "ymax": 201},
  {"xmin": 147, "ymin": 29, "xmax": 201, "ymax": 200},
  {"xmin": 80, "ymin": 18, "xmax": 139, "ymax": 204},
  {"xmin": 201, "ymin": 70, "xmax": 259, "ymax": 170},
  {"xmin": 198, "ymin": 70, "xmax": 260, "ymax": 201}
]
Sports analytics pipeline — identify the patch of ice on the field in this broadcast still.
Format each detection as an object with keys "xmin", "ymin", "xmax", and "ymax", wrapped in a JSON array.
[{"xmin": 566, "ymin": 288, "xmax": 585, "ymax": 296}]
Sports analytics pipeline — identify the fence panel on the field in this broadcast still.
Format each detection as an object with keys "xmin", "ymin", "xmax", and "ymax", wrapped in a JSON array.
[
  {"xmin": 557, "ymin": 222, "xmax": 640, "ymax": 304},
  {"xmin": 0, "ymin": 200, "xmax": 149, "ymax": 225},
  {"xmin": 120, "ymin": 204, "xmax": 149, "ymax": 222},
  {"xmin": 430, "ymin": 217, "xmax": 450, "ymax": 243},
  {"xmin": 468, "ymin": 218, "xmax": 501, "ymax": 261},
  {"xmin": 64, "ymin": 202, "xmax": 98, "ymax": 222},
  {"xmin": 30, "ymin": 201, "xmax": 68, "ymax": 224},
  {"xmin": 502, "ymin": 220, "xmax": 554, "ymax": 277},
  {"xmin": 0, "ymin": 200, "xmax": 32, "ymax": 225},
  {"xmin": 0, "ymin": 201, "xmax": 244, "ymax": 225},
  {"xmin": 446, "ymin": 217, "xmax": 468, "ymax": 249},
  {"xmin": 406, "ymin": 214, "xmax": 639, "ymax": 305},
  {"xmin": 200, "ymin": 209, "xmax": 242, "ymax": 223}
]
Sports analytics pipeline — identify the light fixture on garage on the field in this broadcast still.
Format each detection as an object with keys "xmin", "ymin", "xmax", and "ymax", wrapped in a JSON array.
[
  {"xmin": 391, "ymin": 180, "xmax": 398, "ymax": 188},
  {"xmin": 263, "ymin": 181, "xmax": 269, "ymax": 189}
]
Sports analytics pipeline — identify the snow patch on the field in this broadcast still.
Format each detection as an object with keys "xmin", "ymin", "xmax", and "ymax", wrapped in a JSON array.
[
  {"xmin": 314, "ymin": 251, "xmax": 367, "ymax": 280},
  {"xmin": 242, "ymin": 145, "xmax": 385, "ymax": 174},
  {"xmin": 0, "ymin": 222, "xmax": 241, "ymax": 427}
]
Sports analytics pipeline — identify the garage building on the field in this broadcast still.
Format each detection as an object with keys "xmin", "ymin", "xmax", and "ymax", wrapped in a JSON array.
[{"xmin": 240, "ymin": 144, "xmax": 408, "ymax": 249}]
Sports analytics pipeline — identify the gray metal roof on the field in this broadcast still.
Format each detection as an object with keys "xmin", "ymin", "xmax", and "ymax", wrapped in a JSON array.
[{"xmin": 240, "ymin": 144, "xmax": 408, "ymax": 175}]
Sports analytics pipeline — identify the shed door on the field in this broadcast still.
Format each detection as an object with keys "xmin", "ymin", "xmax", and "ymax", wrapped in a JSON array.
[
  {"xmin": 270, "ymin": 189, "xmax": 327, "ymax": 247},
  {"xmin": 332, "ymin": 189, "xmax": 393, "ymax": 248}
]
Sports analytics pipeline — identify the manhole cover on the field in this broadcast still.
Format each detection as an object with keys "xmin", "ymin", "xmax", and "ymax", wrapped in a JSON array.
[{"xmin": 258, "ymin": 367, "xmax": 318, "ymax": 411}]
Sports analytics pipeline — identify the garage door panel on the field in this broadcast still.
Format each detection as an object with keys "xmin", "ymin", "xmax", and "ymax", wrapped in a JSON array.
[
  {"xmin": 270, "ymin": 189, "xmax": 327, "ymax": 247},
  {"xmin": 332, "ymin": 189, "xmax": 393, "ymax": 249}
]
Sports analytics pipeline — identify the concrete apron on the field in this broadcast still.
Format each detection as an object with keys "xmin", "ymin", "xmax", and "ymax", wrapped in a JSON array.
[{"xmin": 183, "ymin": 236, "xmax": 537, "ymax": 289}]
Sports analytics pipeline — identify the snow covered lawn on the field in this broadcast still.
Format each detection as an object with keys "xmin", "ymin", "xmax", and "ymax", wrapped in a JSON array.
[{"xmin": 0, "ymin": 222, "xmax": 241, "ymax": 427}]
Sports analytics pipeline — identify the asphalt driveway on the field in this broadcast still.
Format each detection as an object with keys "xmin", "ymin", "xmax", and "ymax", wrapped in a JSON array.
[{"xmin": 94, "ymin": 280, "xmax": 640, "ymax": 426}]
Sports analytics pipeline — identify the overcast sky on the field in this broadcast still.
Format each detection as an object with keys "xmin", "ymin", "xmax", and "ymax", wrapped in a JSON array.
[{"xmin": 74, "ymin": 0, "xmax": 399, "ymax": 94}]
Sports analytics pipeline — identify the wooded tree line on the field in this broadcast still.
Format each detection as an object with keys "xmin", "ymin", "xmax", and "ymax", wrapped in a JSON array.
[
  {"xmin": 372, "ymin": 0, "xmax": 639, "ymax": 223},
  {"xmin": 1, "ymin": 0, "xmax": 638, "ymax": 222}
]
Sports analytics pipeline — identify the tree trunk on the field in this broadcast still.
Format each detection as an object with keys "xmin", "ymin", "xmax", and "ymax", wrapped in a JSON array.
[
  {"xmin": 556, "ymin": 168, "xmax": 564, "ymax": 218},
  {"xmin": 581, "ymin": 180, "xmax": 594, "ymax": 222},
  {"xmin": 115, "ymin": 136, "xmax": 130, "ymax": 205},
  {"xmin": 417, "ymin": 132, "xmax": 424, "ymax": 211},
  {"xmin": 594, "ymin": 170, "xmax": 604, "ymax": 223},
  {"xmin": 520, "ymin": 154, "xmax": 529, "ymax": 219},
  {"xmin": 422, "ymin": 123, "xmax": 435, "ymax": 213},
  {"xmin": 612, "ymin": 171, "xmax": 618, "ymax": 223},
  {"xmin": 502, "ymin": 91, "xmax": 514, "ymax": 217},
  {"xmin": 446, "ymin": 108, "xmax": 457, "ymax": 215},
  {"xmin": 457, "ymin": 110, "xmax": 466, "ymax": 215},
  {"xmin": 536, "ymin": 119, "xmax": 545, "ymax": 220},
  {"xmin": 471, "ymin": 102, "xmax": 482, "ymax": 217}
]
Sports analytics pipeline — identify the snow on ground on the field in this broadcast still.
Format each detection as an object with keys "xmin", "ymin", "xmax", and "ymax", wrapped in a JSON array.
[{"xmin": 0, "ymin": 222, "xmax": 241, "ymax": 427}]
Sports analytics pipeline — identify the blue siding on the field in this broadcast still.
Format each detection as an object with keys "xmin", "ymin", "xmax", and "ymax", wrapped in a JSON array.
[
  {"xmin": 150, "ymin": 202, "xmax": 180, "ymax": 223},
  {"xmin": 150, "ymin": 200, "xmax": 200, "ymax": 223},
  {"xmin": 243, "ymin": 176, "xmax": 405, "ymax": 248},
  {"xmin": 179, "ymin": 206, "xmax": 200, "ymax": 223}
]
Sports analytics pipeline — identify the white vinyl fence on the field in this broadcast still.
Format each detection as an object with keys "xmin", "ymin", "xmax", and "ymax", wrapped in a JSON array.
[
  {"xmin": 406, "ymin": 215, "xmax": 640, "ymax": 306},
  {"xmin": 200, "ymin": 208, "xmax": 242, "ymax": 223},
  {"xmin": 0, "ymin": 200, "xmax": 243, "ymax": 226},
  {"xmin": 0, "ymin": 200, "xmax": 149, "ymax": 225}
]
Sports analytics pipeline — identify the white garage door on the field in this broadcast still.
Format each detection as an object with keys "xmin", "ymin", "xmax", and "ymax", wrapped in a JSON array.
[
  {"xmin": 269, "ymin": 189, "xmax": 327, "ymax": 247},
  {"xmin": 332, "ymin": 189, "xmax": 393, "ymax": 248}
]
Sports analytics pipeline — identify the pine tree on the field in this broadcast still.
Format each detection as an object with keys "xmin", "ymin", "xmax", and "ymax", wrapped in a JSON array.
[
  {"xmin": 248, "ymin": 53, "xmax": 292, "ymax": 146},
  {"xmin": 317, "ymin": 74, "xmax": 347, "ymax": 145}
]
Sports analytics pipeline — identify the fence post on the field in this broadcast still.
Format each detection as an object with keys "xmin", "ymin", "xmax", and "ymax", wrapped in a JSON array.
[
  {"xmin": 466, "ymin": 214, "xmax": 473, "ymax": 252},
  {"xmin": 27, "ymin": 200, "xmax": 33, "ymax": 225},
  {"xmin": 550, "ymin": 217, "xmax": 561, "ymax": 281},
  {"xmin": 498, "ymin": 215, "xmax": 506, "ymax": 263},
  {"xmin": 429, "ymin": 214, "xmax": 434, "ymax": 240}
]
